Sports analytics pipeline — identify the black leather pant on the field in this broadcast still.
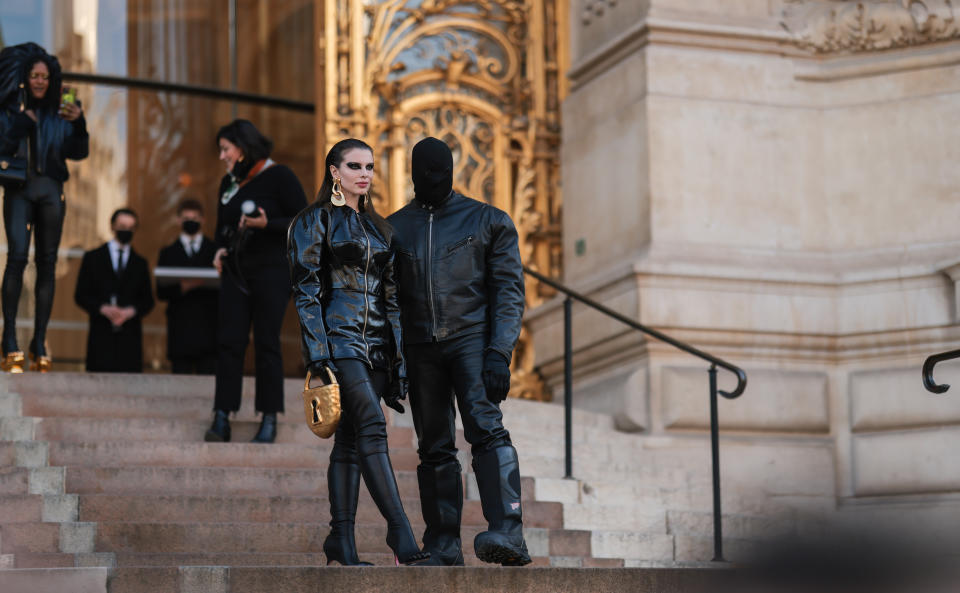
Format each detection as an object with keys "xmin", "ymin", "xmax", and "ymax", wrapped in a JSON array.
[
  {"xmin": 330, "ymin": 359, "xmax": 390, "ymax": 462},
  {"xmin": 406, "ymin": 332, "xmax": 512, "ymax": 468},
  {"xmin": 1, "ymin": 177, "xmax": 65, "ymax": 356},
  {"xmin": 214, "ymin": 262, "xmax": 289, "ymax": 413}
]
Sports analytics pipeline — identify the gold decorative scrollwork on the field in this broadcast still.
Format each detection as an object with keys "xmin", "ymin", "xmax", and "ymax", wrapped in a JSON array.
[{"xmin": 319, "ymin": 0, "xmax": 566, "ymax": 400}]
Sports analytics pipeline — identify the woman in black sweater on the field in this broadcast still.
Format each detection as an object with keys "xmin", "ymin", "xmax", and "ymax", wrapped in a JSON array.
[{"xmin": 204, "ymin": 119, "xmax": 307, "ymax": 444}]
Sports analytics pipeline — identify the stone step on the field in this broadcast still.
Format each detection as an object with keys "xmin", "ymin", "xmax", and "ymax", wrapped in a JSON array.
[
  {"xmin": 7, "ymin": 374, "xmax": 613, "ymax": 430},
  {"xmin": 63, "ymin": 466, "xmax": 536, "ymax": 510},
  {"xmin": 46, "ymin": 441, "xmax": 420, "ymax": 470},
  {"xmin": 666, "ymin": 510, "xmax": 797, "ymax": 540},
  {"xmin": 561, "ymin": 502, "xmax": 667, "ymax": 532},
  {"xmin": 0, "ymin": 567, "xmax": 107, "ymax": 593},
  {"xmin": 106, "ymin": 566, "xmax": 716, "ymax": 593},
  {"xmin": 4, "ymin": 552, "xmax": 76, "ymax": 568},
  {"xmin": 0, "ymin": 495, "xmax": 43, "ymax": 523},
  {"xmin": 23, "ymin": 417, "xmax": 414, "ymax": 447},
  {"xmin": 14, "ymin": 390, "xmax": 346, "ymax": 425},
  {"xmin": 0, "ymin": 523, "xmax": 66, "ymax": 554},
  {"xmin": 588, "ymin": 530, "xmax": 676, "ymax": 561},
  {"xmin": 91, "ymin": 521, "xmax": 490, "ymax": 555},
  {"xmin": 0, "ymin": 467, "xmax": 30, "ymax": 494},
  {"xmin": 74, "ymin": 494, "xmax": 563, "ymax": 529},
  {"xmin": 0, "ymin": 373, "xmax": 302, "ymax": 400}
]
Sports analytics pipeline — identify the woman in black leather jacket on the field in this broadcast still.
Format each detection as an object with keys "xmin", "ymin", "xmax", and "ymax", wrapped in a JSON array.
[
  {"xmin": 0, "ymin": 43, "xmax": 88, "ymax": 372},
  {"xmin": 287, "ymin": 138, "xmax": 428, "ymax": 566}
]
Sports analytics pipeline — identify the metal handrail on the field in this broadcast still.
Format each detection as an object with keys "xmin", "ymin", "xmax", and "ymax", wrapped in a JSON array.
[
  {"xmin": 922, "ymin": 349, "xmax": 960, "ymax": 394},
  {"xmin": 524, "ymin": 265, "xmax": 748, "ymax": 562},
  {"xmin": 525, "ymin": 266, "xmax": 747, "ymax": 398},
  {"xmin": 61, "ymin": 72, "xmax": 315, "ymax": 112}
]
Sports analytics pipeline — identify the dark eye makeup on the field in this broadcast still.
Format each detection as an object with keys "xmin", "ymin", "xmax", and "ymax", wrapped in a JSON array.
[{"xmin": 345, "ymin": 162, "xmax": 375, "ymax": 171}]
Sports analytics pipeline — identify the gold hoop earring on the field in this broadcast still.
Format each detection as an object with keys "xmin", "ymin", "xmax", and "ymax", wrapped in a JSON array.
[{"xmin": 331, "ymin": 178, "xmax": 346, "ymax": 207}]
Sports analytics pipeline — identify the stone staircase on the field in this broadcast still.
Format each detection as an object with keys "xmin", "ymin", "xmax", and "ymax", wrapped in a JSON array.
[{"xmin": 0, "ymin": 372, "xmax": 794, "ymax": 591}]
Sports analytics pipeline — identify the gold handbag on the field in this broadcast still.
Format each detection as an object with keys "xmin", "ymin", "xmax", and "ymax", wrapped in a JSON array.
[{"xmin": 302, "ymin": 367, "xmax": 341, "ymax": 439}]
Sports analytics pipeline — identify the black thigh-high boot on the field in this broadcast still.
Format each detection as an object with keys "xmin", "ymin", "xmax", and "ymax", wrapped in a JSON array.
[
  {"xmin": 358, "ymin": 452, "xmax": 430, "ymax": 565},
  {"xmin": 417, "ymin": 461, "xmax": 465, "ymax": 566},
  {"xmin": 324, "ymin": 460, "xmax": 373, "ymax": 566},
  {"xmin": 473, "ymin": 445, "xmax": 531, "ymax": 566}
]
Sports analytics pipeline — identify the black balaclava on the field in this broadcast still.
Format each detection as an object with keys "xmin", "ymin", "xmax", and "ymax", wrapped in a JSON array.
[{"xmin": 411, "ymin": 137, "xmax": 453, "ymax": 206}]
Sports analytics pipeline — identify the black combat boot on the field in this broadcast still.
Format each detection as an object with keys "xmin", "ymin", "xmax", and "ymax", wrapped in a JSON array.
[
  {"xmin": 472, "ymin": 446, "xmax": 531, "ymax": 566},
  {"xmin": 417, "ymin": 461, "xmax": 465, "ymax": 566},
  {"xmin": 323, "ymin": 461, "xmax": 373, "ymax": 565},
  {"xmin": 204, "ymin": 409, "xmax": 231, "ymax": 442}
]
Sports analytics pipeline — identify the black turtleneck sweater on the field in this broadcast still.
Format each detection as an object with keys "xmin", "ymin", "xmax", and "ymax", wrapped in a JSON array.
[{"xmin": 215, "ymin": 164, "xmax": 308, "ymax": 268}]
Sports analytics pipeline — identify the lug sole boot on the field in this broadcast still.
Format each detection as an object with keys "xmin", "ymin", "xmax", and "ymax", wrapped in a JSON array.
[{"xmin": 473, "ymin": 446, "xmax": 531, "ymax": 566}]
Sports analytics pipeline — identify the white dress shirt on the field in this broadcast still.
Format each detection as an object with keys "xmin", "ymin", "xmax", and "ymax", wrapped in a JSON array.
[
  {"xmin": 108, "ymin": 239, "xmax": 130, "ymax": 273},
  {"xmin": 179, "ymin": 233, "xmax": 202, "ymax": 257}
]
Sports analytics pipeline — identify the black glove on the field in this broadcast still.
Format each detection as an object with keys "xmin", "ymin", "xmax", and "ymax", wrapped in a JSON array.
[
  {"xmin": 384, "ymin": 376, "xmax": 408, "ymax": 414},
  {"xmin": 482, "ymin": 351, "xmax": 511, "ymax": 403},
  {"xmin": 308, "ymin": 359, "xmax": 338, "ymax": 383}
]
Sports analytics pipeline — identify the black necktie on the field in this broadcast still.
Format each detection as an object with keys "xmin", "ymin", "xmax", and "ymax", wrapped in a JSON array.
[{"xmin": 117, "ymin": 249, "xmax": 126, "ymax": 274}]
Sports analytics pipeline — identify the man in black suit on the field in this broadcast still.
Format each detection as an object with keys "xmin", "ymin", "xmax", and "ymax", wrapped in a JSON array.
[
  {"xmin": 74, "ymin": 208, "xmax": 155, "ymax": 373},
  {"xmin": 157, "ymin": 199, "xmax": 218, "ymax": 374}
]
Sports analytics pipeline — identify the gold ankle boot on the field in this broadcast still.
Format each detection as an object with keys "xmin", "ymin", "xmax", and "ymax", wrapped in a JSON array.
[
  {"xmin": 29, "ymin": 353, "xmax": 51, "ymax": 373},
  {"xmin": 1, "ymin": 351, "xmax": 25, "ymax": 373}
]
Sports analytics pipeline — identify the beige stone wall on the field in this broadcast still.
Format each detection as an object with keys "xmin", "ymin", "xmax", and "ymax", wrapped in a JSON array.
[{"xmin": 536, "ymin": 0, "xmax": 960, "ymax": 519}]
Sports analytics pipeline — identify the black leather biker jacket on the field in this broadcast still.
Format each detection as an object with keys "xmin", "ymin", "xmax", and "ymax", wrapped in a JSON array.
[
  {"xmin": 288, "ymin": 201, "xmax": 404, "ymax": 378},
  {"xmin": 387, "ymin": 192, "xmax": 525, "ymax": 361}
]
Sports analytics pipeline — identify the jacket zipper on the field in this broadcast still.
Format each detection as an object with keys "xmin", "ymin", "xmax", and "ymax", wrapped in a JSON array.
[
  {"xmin": 357, "ymin": 211, "xmax": 373, "ymax": 366},
  {"xmin": 427, "ymin": 212, "xmax": 438, "ymax": 340}
]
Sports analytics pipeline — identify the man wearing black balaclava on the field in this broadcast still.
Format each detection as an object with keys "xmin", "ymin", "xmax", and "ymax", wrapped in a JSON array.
[{"xmin": 388, "ymin": 137, "xmax": 529, "ymax": 566}]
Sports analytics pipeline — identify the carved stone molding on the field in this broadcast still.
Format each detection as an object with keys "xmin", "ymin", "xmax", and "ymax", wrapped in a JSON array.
[
  {"xmin": 781, "ymin": 0, "xmax": 960, "ymax": 53},
  {"xmin": 581, "ymin": 0, "xmax": 617, "ymax": 25}
]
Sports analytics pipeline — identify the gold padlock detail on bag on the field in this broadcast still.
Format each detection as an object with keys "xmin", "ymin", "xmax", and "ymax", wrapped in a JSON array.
[
  {"xmin": 1, "ymin": 161, "xmax": 8, "ymax": 170},
  {"xmin": 302, "ymin": 366, "xmax": 341, "ymax": 439}
]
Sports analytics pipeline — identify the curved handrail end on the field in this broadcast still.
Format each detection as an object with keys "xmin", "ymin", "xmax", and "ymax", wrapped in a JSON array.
[
  {"xmin": 922, "ymin": 354, "xmax": 954, "ymax": 395},
  {"xmin": 719, "ymin": 367, "xmax": 747, "ymax": 400}
]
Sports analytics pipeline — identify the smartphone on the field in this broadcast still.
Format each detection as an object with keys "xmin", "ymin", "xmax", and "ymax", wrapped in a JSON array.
[{"xmin": 59, "ymin": 87, "xmax": 76, "ymax": 115}]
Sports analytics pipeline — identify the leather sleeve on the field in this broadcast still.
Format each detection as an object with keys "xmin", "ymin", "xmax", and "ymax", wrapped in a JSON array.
[
  {"xmin": 0, "ymin": 109, "xmax": 30, "ymax": 155},
  {"xmin": 484, "ymin": 209, "xmax": 525, "ymax": 362},
  {"xmin": 287, "ymin": 206, "xmax": 331, "ymax": 364},
  {"xmin": 62, "ymin": 114, "xmax": 89, "ymax": 160},
  {"xmin": 383, "ymin": 244, "xmax": 406, "ymax": 381}
]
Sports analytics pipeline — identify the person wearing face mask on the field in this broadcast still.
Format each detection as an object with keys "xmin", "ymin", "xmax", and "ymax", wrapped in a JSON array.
[
  {"xmin": 387, "ymin": 137, "xmax": 529, "ymax": 566},
  {"xmin": 0, "ymin": 43, "xmax": 89, "ymax": 372},
  {"xmin": 156, "ymin": 198, "xmax": 219, "ymax": 374},
  {"xmin": 204, "ymin": 120, "xmax": 308, "ymax": 444},
  {"xmin": 74, "ymin": 208, "xmax": 155, "ymax": 373}
]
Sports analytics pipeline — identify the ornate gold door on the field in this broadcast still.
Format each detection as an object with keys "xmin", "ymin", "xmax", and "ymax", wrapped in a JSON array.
[{"xmin": 317, "ymin": 0, "xmax": 566, "ymax": 400}]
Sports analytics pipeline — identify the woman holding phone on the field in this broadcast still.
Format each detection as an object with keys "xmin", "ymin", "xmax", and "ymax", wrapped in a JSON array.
[{"xmin": 0, "ymin": 43, "xmax": 88, "ymax": 373}]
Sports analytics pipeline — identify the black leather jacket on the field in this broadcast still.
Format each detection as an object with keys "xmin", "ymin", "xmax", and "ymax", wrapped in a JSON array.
[
  {"xmin": 288, "ymin": 202, "xmax": 405, "ymax": 378},
  {"xmin": 387, "ymin": 192, "xmax": 525, "ymax": 361},
  {"xmin": 0, "ymin": 106, "xmax": 89, "ymax": 184}
]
